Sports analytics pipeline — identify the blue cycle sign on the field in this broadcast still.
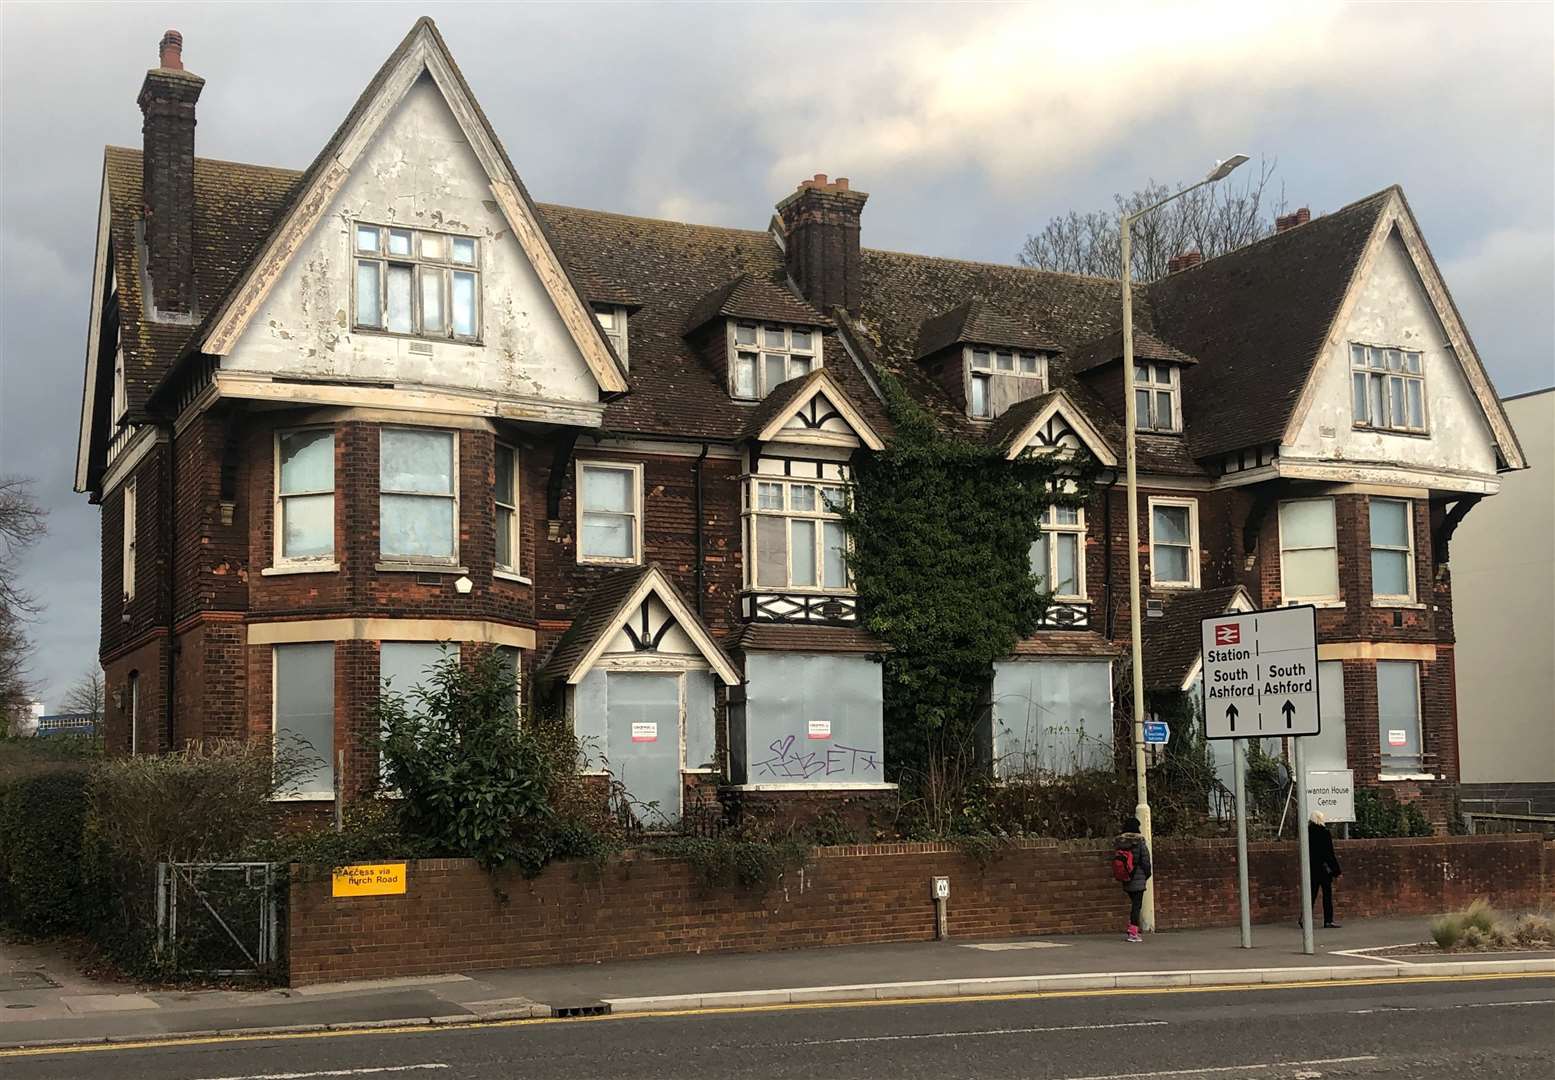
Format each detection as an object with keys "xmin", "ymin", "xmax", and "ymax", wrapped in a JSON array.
[{"xmin": 1143, "ymin": 721, "xmax": 1170, "ymax": 745}]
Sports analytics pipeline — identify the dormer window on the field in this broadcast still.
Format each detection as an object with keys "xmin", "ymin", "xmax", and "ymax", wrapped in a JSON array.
[
  {"xmin": 729, "ymin": 321, "xmax": 819, "ymax": 400},
  {"xmin": 594, "ymin": 305, "xmax": 629, "ymax": 369},
  {"xmin": 967, "ymin": 347, "xmax": 1047, "ymax": 421},
  {"xmin": 1134, "ymin": 363, "xmax": 1181, "ymax": 433},
  {"xmin": 353, "ymin": 222, "xmax": 480, "ymax": 342}
]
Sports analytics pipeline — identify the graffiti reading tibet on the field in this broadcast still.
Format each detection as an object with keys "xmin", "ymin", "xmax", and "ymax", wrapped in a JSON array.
[{"xmin": 751, "ymin": 734, "xmax": 882, "ymax": 781}]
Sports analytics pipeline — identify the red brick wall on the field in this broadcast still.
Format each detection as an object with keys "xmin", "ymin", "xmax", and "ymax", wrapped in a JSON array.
[{"xmin": 287, "ymin": 834, "xmax": 1552, "ymax": 985}]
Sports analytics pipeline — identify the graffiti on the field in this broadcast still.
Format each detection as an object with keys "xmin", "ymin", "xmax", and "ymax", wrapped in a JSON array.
[{"xmin": 751, "ymin": 734, "xmax": 881, "ymax": 780}]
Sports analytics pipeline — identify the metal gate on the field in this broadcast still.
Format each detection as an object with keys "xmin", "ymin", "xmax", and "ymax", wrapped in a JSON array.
[{"xmin": 155, "ymin": 862, "xmax": 280, "ymax": 976}]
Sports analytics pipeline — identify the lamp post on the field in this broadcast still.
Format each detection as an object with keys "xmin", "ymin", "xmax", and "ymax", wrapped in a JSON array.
[{"xmin": 1121, "ymin": 154, "xmax": 1248, "ymax": 933}]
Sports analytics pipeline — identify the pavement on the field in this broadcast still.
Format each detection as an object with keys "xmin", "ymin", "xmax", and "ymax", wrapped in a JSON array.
[{"xmin": 2, "ymin": 916, "xmax": 1552, "ymax": 1052}]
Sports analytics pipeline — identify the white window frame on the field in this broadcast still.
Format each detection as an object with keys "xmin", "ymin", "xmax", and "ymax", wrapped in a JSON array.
[
  {"xmin": 122, "ymin": 478, "xmax": 137, "ymax": 603},
  {"xmin": 1030, "ymin": 503, "xmax": 1087, "ymax": 602},
  {"xmin": 1368, "ymin": 497, "xmax": 1416, "ymax": 605},
  {"xmin": 594, "ymin": 305, "xmax": 629, "ymax": 369},
  {"xmin": 494, "ymin": 442, "xmax": 520, "ymax": 577},
  {"xmin": 272, "ymin": 642, "xmax": 336, "ymax": 801},
  {"xmin": 1350, "ymin": 343, "xmax": 1427, "ymax": 434},
  {"xmin": 1377, "ymin": 659, "xmax": 1426, "ymax": 777},
  {"xmin": 727, "ymin": 321, "xmax": 821, "ymax": 400},
  {"xmin": 575, "ymin": 459, "xmax": 644, "ymax": 566},
  {"xmin": 378, "ymin": 427, "xmax": 460, "ymax": 566},
  {"xmin": 1147, "ymin": 496, "xmax": 1199, "ymax": 590},
  {"xmin": 112, "ymin": 348, "xmax": 128, "ymax": 425},
  {"xmin": 352, "ymin": 221, "xmax": 482, "ymax": 343},
  {"xmin": 967, "ymin": 346, "xmax": 1047, "ymax": 421},
  {"xmin": 127, "ymin": 671, "xmax": 140, "ymax": 756},
  {"xmin": 745, "ymin": 475, "xmax": 852, "ymax": 593},
  {"xmin": 1278, "ymin": 497, "xmax": 1341, "ymax": 605},
  {"xmin": 1134, "ymin": 362, "xmax": 1182, "ymax": 433},
  {"xmin": 273, "ymin": 428, "xmax": 336, "ymax": 570}
]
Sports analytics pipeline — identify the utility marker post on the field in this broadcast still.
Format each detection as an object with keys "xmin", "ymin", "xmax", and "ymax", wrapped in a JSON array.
[{"xmin": 1233, "ymin": 736, "xmax": 1251, "ymax": 949}]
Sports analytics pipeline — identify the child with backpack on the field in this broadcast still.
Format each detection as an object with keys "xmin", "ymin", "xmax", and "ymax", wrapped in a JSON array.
[{"xmin": 1112, "ymin": 816, "xmax": 1152, "ymax": 942}]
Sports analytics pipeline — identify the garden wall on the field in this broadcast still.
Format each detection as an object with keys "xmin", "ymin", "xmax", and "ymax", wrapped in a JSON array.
[{"xmin": 288, "ymin": 835, "xmax": 1553, "ymax": 985}]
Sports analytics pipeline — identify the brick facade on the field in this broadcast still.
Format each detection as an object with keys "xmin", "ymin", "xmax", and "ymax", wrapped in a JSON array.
[{"xmin": 287, "ymin": 834, "xmax": 1554, "ymax": 985}]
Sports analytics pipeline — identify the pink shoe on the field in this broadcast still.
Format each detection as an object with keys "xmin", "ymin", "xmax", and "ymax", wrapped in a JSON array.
[{"xmin": 1126, "ymin": 924, "xmax": 1142, "ymax": 942}]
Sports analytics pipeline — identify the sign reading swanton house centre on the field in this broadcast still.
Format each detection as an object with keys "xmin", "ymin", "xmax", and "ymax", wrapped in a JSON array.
[{"xmin": 332, "ymin": 863, "xmax": 408, "ymax": 898}]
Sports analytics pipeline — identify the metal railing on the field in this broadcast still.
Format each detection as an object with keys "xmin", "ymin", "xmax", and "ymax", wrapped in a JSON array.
[{"xmin": 1462, "ymin": 812, "xmax": 1555, "ymax": 837}]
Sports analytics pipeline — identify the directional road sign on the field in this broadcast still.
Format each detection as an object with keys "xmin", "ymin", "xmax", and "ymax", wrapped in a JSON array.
[
  {"xmin": 1200, "ymin": 605, "xmax": 1320, "ymax": 740},
  {"xmin": 1143, "ymin": 721, "xmax": 1170, "ymax": 745}
]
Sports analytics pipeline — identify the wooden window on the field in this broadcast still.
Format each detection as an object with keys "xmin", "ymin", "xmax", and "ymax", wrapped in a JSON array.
[
  {"xmin": 1351, "ymin": 344, "xmax": 1426, "ymax": 433},
  {"xmin": 1369, "ymin": 498, "xmax": 1415, "ymax": 603},
  {"xmin": 1278, "ymin": 498, "xmax": 1340, "ymax": 603},
  {"xmin": 494, "ymin": 443, "xmax": 519, "ymax": 575},
  {"xmin": 379, "ymin": 428, "xmax": 458, "ymax": 563},
  {"xmin": 127, "ymin": 671, "xmax": 140, "ymax": 756},
  {"xmin": 747, "ymin": 476, "xmax": 849, "ymax": 591},
  {"xmin": 353, "ymin": 222, "xmax": 480, "ymax": 342},
  {"xmin": 1134, "ymin": 363, "xmax": 1181, "ymax": 433},
  {"xmin": 577, "ymin": 461, "xmax": 642, "ymax": 565},
  {"xmin": 1148, "ymin": 497, "xmax": 1199, "ymax": 588},
  {"xmin": 275, "ymin": 429, "xmax": 334, "ymax": 566},
  {"xmin": 594, "ymin": 305, "xmax": 629, "ymax": 369},
  {"xmin": 121, "ymin": 479, "xmax": 137, "ymax": 603},
  {"xmin": 1030, "ymin": 504, "xmax": 1086, "ymax": 600},
  {"xmin": 729, "ymin": 322, "xmax": 820, "ymax": 400},
  {"xmin": 967, "ymin": 347, "xmax": 1046, "ymax": 421}
]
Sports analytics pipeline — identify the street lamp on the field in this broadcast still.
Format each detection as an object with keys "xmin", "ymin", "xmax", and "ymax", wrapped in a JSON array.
[{"xmin": 1121, "ymin": 154, "xmax": 1248, "ymax": 933}]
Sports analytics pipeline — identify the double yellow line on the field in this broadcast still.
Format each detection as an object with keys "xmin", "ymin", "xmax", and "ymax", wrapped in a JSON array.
[{"xmin": 3, "ymin": 970, "xmax": 1550, "ymax": 1060}]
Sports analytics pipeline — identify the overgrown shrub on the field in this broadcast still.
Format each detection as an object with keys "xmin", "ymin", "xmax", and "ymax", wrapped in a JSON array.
[
  {"xmin": 652, "ymin": 834, "xmax": 809, "ymax": 893},
  {"xmin": 0, "ymin": 766, "xmax": 91, "ymax": 934},
  {"xmin": 1513, "ymin": 913, "xmax": 1554, "ymax": 946},
  {"xmin": 1352, "ymin": 787, "xmax": 1433, "ymax": 838}
]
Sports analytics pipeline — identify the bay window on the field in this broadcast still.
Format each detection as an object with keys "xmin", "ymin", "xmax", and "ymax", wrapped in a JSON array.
[
  {"xmin": 379, "ymin": 428, "xmax": 457, "ymax": 563},
  {"xmin": 749, "ymin": 477, "xmax": 849, "ymax": 591},
  {"xmin": 1030, "ymin": 504, "xmax": 1085, "ymax": 599},
  {"xmin": 1369, "ymin": 498, "xmax": 1415, "ymax": 603},
  {"xmin": 1148, "ymin": 497, "xmax": 1198, "ymax": 588},
  {"xmin": 494, "ymin": 443, "xmax": 518, "ymax": 575},
  {"xmin": 276, "ymin": 429, "xmax": 334, "ymax": 565},
  {"xmin": 577, "ymin": 461, "xmax": 642, "ymax": 564},
  {"xmin": 1351, "ymin": 344, "xmax": 1426, "ymax": 433},
  {"xmin": 729, "ymin": 322, "xmax": 818, "ymax": 400},
  {"xmin": 1279, "ymin": 498, "xmax": 1339, "ymax": 603},
  {"xmin": 354, "ymin": 222, "xmax": 480, "ymax": 341}
]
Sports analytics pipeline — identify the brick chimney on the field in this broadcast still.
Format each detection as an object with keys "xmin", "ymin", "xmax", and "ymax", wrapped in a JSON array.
[
  {"xmin": 1166, "ymin": 250, "xmax": 1203, "ymax": 274},
  {"xmin": 138, "ymin": 30, "xmax": 203, "ymax": 318},
  {"xmin": 776, "ymin": 174, "xmax": 869, "ymax": 316},
  {"xmin": 1276, "ymin": 207, "xmax": 1311, "ymax": 233}
]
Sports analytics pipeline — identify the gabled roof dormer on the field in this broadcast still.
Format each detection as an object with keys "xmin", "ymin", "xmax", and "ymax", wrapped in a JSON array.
[
  {"xmin": 683, "ymin": 273, "xmax": 832, "ymax": 402},
  {"xmin": 741, "ymin": 368, "xmax": 885, "ymax": 451},
  {"xmin": 992, "ymin": 389, "xmax": 1118, "ymax": 466},
  {"xmin": 914, "ymin": 297, "xmax": 1058, "ymax": 422},
  {"xmin": 1071, "ymin": 328, "xmax": 1198, "ymax": 436}
]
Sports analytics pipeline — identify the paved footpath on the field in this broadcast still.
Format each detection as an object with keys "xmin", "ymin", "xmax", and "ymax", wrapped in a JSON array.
[{"xmin": 2, "ymin": 916, "xmax": 1551, "ymax": 1050}]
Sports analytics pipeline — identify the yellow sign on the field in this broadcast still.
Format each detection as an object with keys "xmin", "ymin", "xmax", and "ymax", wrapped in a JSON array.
[{"xmin": 331, "ymin": 863, "xmax": 407, "ymax": 898}]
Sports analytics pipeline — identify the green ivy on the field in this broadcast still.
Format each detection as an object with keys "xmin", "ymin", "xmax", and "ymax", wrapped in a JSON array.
[{"xmin": 840, "ymin": 373, "xmax": 1095, "ymax": 781}]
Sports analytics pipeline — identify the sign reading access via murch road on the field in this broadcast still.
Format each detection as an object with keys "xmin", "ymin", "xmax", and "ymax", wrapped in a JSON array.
[{"xmin": 1200, "ymin": 605, "xmax": 1320, "ymax": 740}]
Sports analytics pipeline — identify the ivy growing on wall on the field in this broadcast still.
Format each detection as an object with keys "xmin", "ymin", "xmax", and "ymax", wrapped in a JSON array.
[{"xmin": 841, "ymin": 374, "xmax": 1098, "ymax": 784}]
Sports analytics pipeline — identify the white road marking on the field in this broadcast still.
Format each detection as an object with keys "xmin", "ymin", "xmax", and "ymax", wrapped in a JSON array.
[
  {"xmin": 959, "ymin": 941, "xmax": 1073, "ymax": 951},
  {"xmin": 1350, "ymin": 997, "xmax": 1555, "ymax": 1015},
  {"xmin": 191, "ymin": 1065, "xmax": 449, "ymax": 1080},
  {"xmin": 798, "ymin": 1020, "xmax": 1166, "ymax": 1045},
  {"xmin": 1055, "ymin": 1056, "xmax": 1378, "ymax": 1080}
]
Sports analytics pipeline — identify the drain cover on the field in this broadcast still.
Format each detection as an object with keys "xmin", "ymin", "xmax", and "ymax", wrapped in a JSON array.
[{"xmin": 6, "ymin": 1003, "xmax": 36, "ymax": 1010}]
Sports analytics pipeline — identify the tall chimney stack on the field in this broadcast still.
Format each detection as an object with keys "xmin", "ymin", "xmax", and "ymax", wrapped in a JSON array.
[
  {"xmin": 776, "ymin": 174, "xmax": 869, "ymax": 317},
  {"xmin": 138, "ymin": 30, "xmax": 203, "ymax": 318}
]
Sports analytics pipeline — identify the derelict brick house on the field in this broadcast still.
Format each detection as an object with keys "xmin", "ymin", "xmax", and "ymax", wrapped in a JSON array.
[{"xmin": 75, "ymin": 21, "xmax": 1526, "ymax": 830}]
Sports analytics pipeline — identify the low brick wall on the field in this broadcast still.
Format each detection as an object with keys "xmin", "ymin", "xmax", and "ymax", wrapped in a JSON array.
[{"xmin": 287, "ymin": 835, "xmax": 1553, "ymax": 985}]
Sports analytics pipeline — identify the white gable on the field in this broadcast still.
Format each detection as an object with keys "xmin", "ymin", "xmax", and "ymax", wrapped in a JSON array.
[
  {"xmin": 564, "ymin": 567, "xmax": 741, "ymax": 686},
  {"xmin": 600, "ymin": 593, "xmax": 700, "ymax": 658},
  {"xmin": 1003, "ymin": 392, "xmax": 1118, "ymax": 466},
  {"xmin": 754, "ymin": 371, "xmax": 885, "ymax": 451},
  {"xmin": 776, "ymin": 391, "xmax": 862, "ymax": 442},
  {"xmin": 1287, "ymin": 224, "xmax": 1503, "ymax": 484},
  {"xmin": 221, "ymin": 75, "xmax": 599, "ymax": 404}
]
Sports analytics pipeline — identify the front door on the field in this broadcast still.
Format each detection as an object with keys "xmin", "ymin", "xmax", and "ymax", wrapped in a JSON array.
[{"xmin": 606, "ymin": 672, "xmax": 682, "ymax": 828}]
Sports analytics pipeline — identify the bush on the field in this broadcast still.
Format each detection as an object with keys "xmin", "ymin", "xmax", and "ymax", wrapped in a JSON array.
[
  {"xmin": 1462, "ymin": 898, "xmax": 1497, "ymax": 935},
  {"xmin": 652, "ymin": 834, "xmax": 809, "ymax": 893},
  {"xmin": 1513, "ymin": 913, "xmax": 1554, "ymax": 946},
  {"xmin": 0, "ymin": 766, "xmax": 91, "ymax": 935},
  {"xmin": 1430, "ymin": 911, "xmax": 1463, "ymax": 949},
  {"xmin": 1352, "ymin": 787, "xmax": 1433, "ymax": 839}
]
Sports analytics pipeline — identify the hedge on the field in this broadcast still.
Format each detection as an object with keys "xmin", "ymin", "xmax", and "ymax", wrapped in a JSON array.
[{"xmin": 0, "ymin": 766, "xmax": 92, "ymax": 935}]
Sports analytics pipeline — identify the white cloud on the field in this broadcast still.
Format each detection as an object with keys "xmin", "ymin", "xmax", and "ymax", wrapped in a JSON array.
[{"xmin": 1441, "ymin": 227, "xmax": 1555, "ymax": 395}]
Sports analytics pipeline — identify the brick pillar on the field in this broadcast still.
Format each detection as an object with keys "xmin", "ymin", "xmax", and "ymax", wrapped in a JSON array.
[{"xmin": 776, "ymin": 174, "xmax": 869, "ymax": 316}]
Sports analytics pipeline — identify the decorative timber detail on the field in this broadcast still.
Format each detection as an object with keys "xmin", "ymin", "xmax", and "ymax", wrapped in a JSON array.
[
  {"xmin": 1038, "ymin": 601, "xmax": 1091, "ymax": 630},
  {"xmin": 741, "ymin": 591, "xmax": 858, "ymax": 625},
  {"xmin": 620, "ymin": 597, "xmax": 677, "ymax": 652}
]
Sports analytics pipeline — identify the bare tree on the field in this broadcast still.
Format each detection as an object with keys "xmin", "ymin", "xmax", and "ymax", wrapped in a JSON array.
[
  {"xmin": 63, "ymin": 668, "xmax": 105, "ymax": 725},
  {"xmin": 0, "ymin": 476, "xmax": 47, "ymax": 723},
  {"xmin": 1019, "ymin": 158, "xmax": 1287, "ymax": 282}
]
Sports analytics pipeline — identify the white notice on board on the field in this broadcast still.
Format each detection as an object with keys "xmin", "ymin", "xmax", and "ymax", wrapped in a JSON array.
[
  {"xmin": 631, "ymin": 722, "xmax": 658, "ymax": 743},
  {"xmin": 1387, "ymin": 729, "xmax": 1407, "ymax": 747},
  {"xmin": 807, "ymin": 719, "xmax": 832, "ymax": 740}
]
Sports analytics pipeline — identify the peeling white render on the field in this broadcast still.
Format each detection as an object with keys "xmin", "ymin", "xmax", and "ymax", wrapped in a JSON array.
[
  {"xmin": 223, "ymin": 74, "xmax": 599, "ymax": 404},
  {"xmin": 1290, "ymin": 227, "xmax": 1499, "ymax": 480}
]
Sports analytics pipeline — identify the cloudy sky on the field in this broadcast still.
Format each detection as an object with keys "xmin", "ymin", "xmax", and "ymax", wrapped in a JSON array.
[{"xmin": 2, "ymin": 1, "xmax": 1551, "ymax": 710}]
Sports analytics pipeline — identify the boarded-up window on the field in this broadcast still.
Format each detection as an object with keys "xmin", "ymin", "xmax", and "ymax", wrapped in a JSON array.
[
  {"xmin": 988, "ymin": 659, "xmax": 1113, "ymax": 777},
  {"xmin": 380, "ymin": 429, "xmax": 456, "ymax": 561},
  {"xmin": 737, "ymin": 654, "xmax": 884, "ymax": 784},
  {"xmin": 274, "ymin": 643, "xmax": 334, "ymax": 798}
]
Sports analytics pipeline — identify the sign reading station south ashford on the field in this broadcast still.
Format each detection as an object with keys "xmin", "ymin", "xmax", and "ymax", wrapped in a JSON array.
[
  {"xmin": 331, "ymin": 863, "xmax": 407, "ymax": 898},
  {"xmin": 1200, "ymin": 605, "xmax": 1320, "ymax": 740}
]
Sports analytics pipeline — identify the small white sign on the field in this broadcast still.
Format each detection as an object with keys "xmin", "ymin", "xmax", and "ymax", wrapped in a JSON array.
[
  {"xmin": 1201, "ymin": 605, "xmax": 1321, "ymax": 740},
  {"xmin": 1387, "ymin": 729, "xmax": 1407, "ymax": 747},
  {"xmin": 631, "ymin": 722, "xmax": 658, "ymax": 743},
  {"xmin": 1305, "ymin": 769, "xmax": 1355, "ymax": 823},
  {"xmin": 932, "ymin": 876, "xmax": 951, "ymax": 900},
  {"xmin": 807, "ymin": 719, "xmax": 832, "ymax": 740}
]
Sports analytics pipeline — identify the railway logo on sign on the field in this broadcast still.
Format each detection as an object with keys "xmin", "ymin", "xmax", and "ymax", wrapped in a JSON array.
[{"xmin": 1214, "ymin": 623, "xmax": 1241, "ymax": 646}]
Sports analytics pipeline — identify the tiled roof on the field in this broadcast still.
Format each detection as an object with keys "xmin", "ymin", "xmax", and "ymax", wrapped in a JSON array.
[
  {"xmin": 725, "ymin": 623, "xmax": 885, "ymax": 655},
  {"xmin": 739, "ymin": 368, "xmax": 826, "ymax": 441},
  {"xmin": 1009, "ymin": 631, "xmax": 1122, "ymax": 659},
  {"xmin": 914, "ymin": 296, "xmax": 1059, "ymax": 360},
  {"xmin": 1141, "ymin": 584, "xmax": 1251, "ymax": 691},
  {"xmin": 1145, "ymin": 189, "xmax": 1393, "ymax": 460},
  {"xmin": 987, "ymin": 390, "xmax": 1064, "ymax": 452},
  {"xmin": 683, "ymin": 273, "xmax": 830, "ymax": 335},
  {"xmin": 1070, "ymin": 328, "xmax": 1199, "ymax": 374}
]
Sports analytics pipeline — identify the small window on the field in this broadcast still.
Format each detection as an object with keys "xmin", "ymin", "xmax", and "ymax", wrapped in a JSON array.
[
  {"xmin": 1148, "ymin": 498, "xmax": 1198, "ymax": 588},
  {"xmin": 122, "ymin": 479, "xmax": 137, "ymax": 603},
  {"xmin": 1279, "ymin": 498, "xmax": 1340, "ymax": 603},
  {"xmin": 1351, "ymin": 344, "xmax": 1426, "ymax": 433},
  {"xmin": 112, "ymin": 349, "xmax": 128, "ymax": 424},
  {"xmin": 1134, "ymin": 363, "xmax": 1180, "ymax": 433},
  {"xmin": 728, "ymin": 322, "xmax": 820, "ymax": 400},
  {"xmin": 494, "ymin": 443, "xmax": 518, "ymax": 575},
  {"xmin": 1029, "ymin": 503, "xmax": 1085, "ymax": 599},
  {"xmin": 276, "ymin": 429, "xmax": 334, "ymax": 564},
  {"xmin": 1377, "ymin": 660, "xmax": 1423, "ymax": 773},
  {"xmin": 127, "ymin": 671, "xmax": 140, "ymax": 756},
  {"xmin": 594, "ymin": 305, "xmax": 629, "ymax": 368},
  {"xmin": 577, "ymin": 462, "xmax": 641, "ymax": 564},
  {"xmin": 748, "ymin": 476, "xmax": 849, "ymax": 591},
  {"xmin": 1369, "ymin": 498, "xmax": 1415, "ymax": 603},
  {"xmin": 970, "ymin": 373, "xmax": 992, "ymax": 419},
  {"xmin": 379, "ymin": 429, "xmax": 457, "ymax": 563},
  {"xmin": 353, "ymin": 222, "xmax": 480, "ymax": 342},
  {"xmin": 274, "ymin": 642, "xmax": 334, "ymax": 798},
  {"xmin": 964, "ymin": 346, "xmax": 1046, "ymax": 420}
]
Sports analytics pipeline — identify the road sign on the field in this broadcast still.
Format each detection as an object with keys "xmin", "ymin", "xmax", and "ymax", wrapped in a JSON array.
[
  {"xmin": 1143, "ymin": 721, "xmax": 1170, "ymax": 745},
  {"xmin": 1305, "ymin": 769, "xmax": 1355, "ymax": 823},
  {"xmin": 1200, "ymin": 605, "xmax": 1320, "ymax": 740}
]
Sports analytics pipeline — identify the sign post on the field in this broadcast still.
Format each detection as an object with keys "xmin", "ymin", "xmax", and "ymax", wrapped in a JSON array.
[{"xmin": 1201, "ymin": 605, "xmax": 1320, "ymax": 956}]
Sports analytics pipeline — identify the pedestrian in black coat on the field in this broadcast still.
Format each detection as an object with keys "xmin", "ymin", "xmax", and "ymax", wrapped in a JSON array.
[
  {"xmin": 1113, "ymin": 816, "xmax": 1152, "ymax": 943},
  {"xmin": 1308, "ymin": 811, "xmax": 1342, "ymax": 929}
]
